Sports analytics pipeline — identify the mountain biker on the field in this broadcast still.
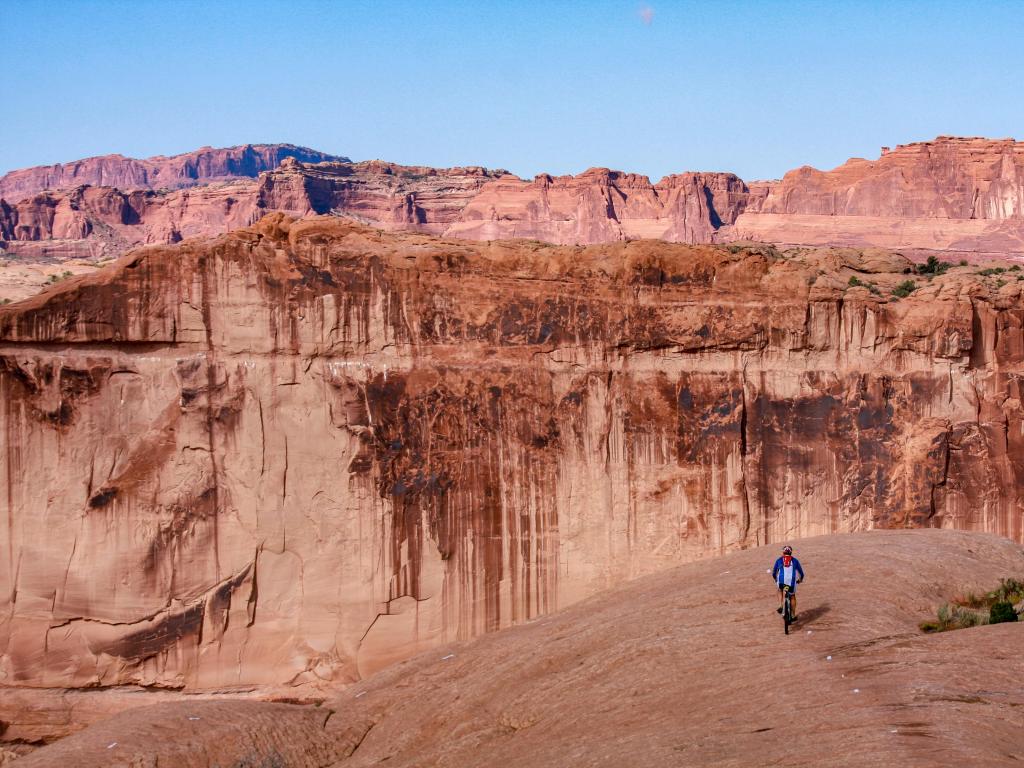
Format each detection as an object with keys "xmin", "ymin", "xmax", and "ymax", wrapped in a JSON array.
[{"xmin": 772, "ymin": 545, "xmax": 804, "ymax": 621}]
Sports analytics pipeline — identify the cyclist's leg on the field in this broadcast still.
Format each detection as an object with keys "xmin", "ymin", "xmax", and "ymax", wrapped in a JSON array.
[{"xmin": 791, "ymin": 593, "xmax": 798, "ymax": 618}]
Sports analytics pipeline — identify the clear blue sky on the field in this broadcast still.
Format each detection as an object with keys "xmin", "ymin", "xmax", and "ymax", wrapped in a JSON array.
[{"xmin": 4, "ymin": 0, "xmax": 1022, "ymax": 181}]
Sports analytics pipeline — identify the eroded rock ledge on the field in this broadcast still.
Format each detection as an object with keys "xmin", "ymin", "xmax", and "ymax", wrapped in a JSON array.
[{"xmin": 1, "ymin": 215, "xmax": 1022, "ymax": 695}]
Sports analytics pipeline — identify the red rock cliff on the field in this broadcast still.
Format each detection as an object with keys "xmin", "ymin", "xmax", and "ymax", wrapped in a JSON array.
[
  {"xmin": 728, "ymin": 136, "xmax": 1024, "ymax": 257},
  {"xmin": 6, "ymin": 136, "xmax": 1024, "ymax": 295},
  {"xmin": 1, "ymin": 216, "xmax": 1021, "ymax": 692},
  {"xmin": 0, "ymin": 143, "xmax": 346, "ymax": 202}
]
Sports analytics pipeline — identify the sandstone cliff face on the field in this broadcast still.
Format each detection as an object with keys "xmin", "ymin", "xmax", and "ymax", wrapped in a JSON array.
[
  {"xmin": 0, "ymin": 182, "xmax": 263, "ymax": 260},
  {"xmin": 1, "ymin": 216, "xmax": 1022, "ymax": 692},
  {"xmin": 6, "ymin": 136, "xmax": 1024, "ymax": 306},
  {"xmin": 443, "ymin": 168, "xmax": 749, "ymax": 244},
  {"xmin": 257, "ymin": 158, "xmax": 513, "ymax": 233},
  {"xmin": 0, "ymin": 161, "xmax": 749, "ymax": 279},
  {"xmin": 0, "ymin": 144, "xmax": 346, "ymax": 202},
  {"xmin": 750, "ymin": 136, "xmax": 1024, "ymax": 219},
  {"xmin": 258, "ymin": 160, "xmax": 749, "ymax": 244},
  {"xmin": 728, "ymin": 137, "xmax": 1024, "ymax": 256}
]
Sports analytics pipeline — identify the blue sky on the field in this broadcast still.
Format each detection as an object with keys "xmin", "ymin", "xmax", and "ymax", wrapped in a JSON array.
[{"xmin": 4, "ymin": 0, "xmax": 1022, "ymax": 181}]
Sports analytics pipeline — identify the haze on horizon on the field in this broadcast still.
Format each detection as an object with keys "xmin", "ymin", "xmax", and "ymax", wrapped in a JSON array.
[{"xmin": 5, "ymin": 0, "xmax": 1023, "ymax": 182}]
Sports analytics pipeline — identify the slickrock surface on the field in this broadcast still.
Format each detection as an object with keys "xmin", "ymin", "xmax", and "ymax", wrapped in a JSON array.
[
  {"xmin": 0, "ymin": 144, "xmax": 345, "ymax": 202},
  {"xmin": 1, "ymin": 216, "xmax": 1023, "ymax": 701},
  {"xmin": 12, "ymin": 530, "xmax": 1024, "ymax": 767}
]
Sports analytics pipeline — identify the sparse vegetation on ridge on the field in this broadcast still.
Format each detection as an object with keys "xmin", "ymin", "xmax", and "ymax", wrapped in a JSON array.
[
  {"xmin": 915, "ymin": 255, "xmax": 953, "ymax": 276},
  {"xmin": 45, "ymin": 270, "xmax": 73, "ymax": 285},
  {"xmin": 848, "ymin": 275, "xmax": 881, "ymax": 295},
  {"xmin": 892, "ymin": 279, "xmax": 917, "ymax": 298},
  {"xmin": 920, "ymin": 577, "xmax": 1023, "ymax": 632}
]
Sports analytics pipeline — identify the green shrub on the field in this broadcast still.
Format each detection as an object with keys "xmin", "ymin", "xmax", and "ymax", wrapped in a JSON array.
[
  {"xmin": 848, "ymin": 276, "xmax": 881, "ymax": 295},
  {"xmin": 978, "ymin": 267, "xmax": 1006, "ymax": 276},
  {"xmin": 916, "ymin": 255, "xmax": 952, "ymax": 276},
  {"xmin": 990, "ymin": 601, "xmax": 1018, "ymax": 624},
  {"xmin": 959, "ymin": 259, "xmax": 969, "ymax": 266},
  {"xmin": 892, "ymin": 280, "xmax": 917, "ymax": 298},
  {"xmin": 1011, "ymin": 265, "xmax": 1022, "ymax": 272}
]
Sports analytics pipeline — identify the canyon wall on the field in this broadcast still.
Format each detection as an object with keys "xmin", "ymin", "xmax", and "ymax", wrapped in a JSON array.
[
  {"xmin": 728, "ymin": 136, "xmax": 1024, "ymax": 257},
  {"xmin": 2, "ymin": 216, "xmax": 1022, "ymax": 692},
  {"xmin": 0, "ymin": 182, "xmax": 263, "ymax": 261},
  {"xmin": 4, "ymin": 137, "xmax": 1024, "ymax": 296},
  {"xmin": 257, "ymin": 160, "xmax": 750, "ymax": 244},
  {"xmin": 0, "ymin": 144, "xmax": 346, "ymax": 202}
]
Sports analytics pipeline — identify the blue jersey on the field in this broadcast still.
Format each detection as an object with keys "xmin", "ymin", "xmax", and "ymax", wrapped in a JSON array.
[{"xmin": 772, "ymin": 556, "xmax": 804, "ymax": 590}]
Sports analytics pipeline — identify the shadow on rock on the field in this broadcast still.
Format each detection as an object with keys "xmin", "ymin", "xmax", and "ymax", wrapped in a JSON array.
[{"xmin": 798, "ymin": 603, "xmax": 831, "ymax": 625}]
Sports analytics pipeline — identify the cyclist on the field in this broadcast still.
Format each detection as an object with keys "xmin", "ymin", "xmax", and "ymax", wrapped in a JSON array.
[{"xmin": 772, "ymin": 545, "xmax": 804, "ymax": 621}]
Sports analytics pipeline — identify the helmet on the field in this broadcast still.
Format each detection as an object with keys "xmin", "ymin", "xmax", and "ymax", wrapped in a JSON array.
[{"xmin": 782, "ymin": 545, "xmax": 793, "ymax": 555}]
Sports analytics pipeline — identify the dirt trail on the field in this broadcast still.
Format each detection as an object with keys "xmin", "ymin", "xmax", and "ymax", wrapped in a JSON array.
[{"xmin": 13, "ymin": 529, "xmax": 1024, "ymax": 767}]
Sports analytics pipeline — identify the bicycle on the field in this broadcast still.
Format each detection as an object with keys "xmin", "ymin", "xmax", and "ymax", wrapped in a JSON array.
[{"xmin": 782, "ymin": 585, "xmax": 794, "ymax": 634}]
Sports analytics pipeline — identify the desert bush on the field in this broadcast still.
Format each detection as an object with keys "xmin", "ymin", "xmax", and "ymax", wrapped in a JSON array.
[
  {"xmin": 922, "ymin": 577, "xmax": 1023, "ymax": 632},
  {"xmin": 892, "ymin": 280, "xmax": 917, "ymax": 298},
  {"xmin": 993, "ymin": 578, "xmax": 1024, "ymax": 603},
  {"xmin": 916, "ymin": 255, "xmax": 952, "ymax": 276},
  {"xmin": 990, "ymin": 602, "xmax": 1018, "ymax": 624},
  {"xmin": 848, "ymin": 275, "xmax": 880, "ymax": 295},
  {"xmin": 954, "ymin": 607, "xmax": 988, "ymax": 628}
]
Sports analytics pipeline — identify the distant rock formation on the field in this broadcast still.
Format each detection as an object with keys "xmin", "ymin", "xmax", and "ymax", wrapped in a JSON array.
[
  {"xmin": 2, "ymin": 215, "xmax": 1022, "ymax": 693},
  {"xmin": 2, "ymin": 136, "xmax": 1024, "ymax": 303},
  {"xmin": 0, "ymin": 143, "xmax": 346, "ymax": 202},
  {"xmin": 753, "ymin": 136, "xmax": 1024, "ymax": 219},
  {"xmin": 727, "ymin": 136, "xmax": 1024, "ymax": 257}
]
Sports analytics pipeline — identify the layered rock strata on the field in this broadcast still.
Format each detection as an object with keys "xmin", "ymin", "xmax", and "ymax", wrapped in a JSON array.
[
  {"xmin": 2, "ymin": 217, "xmax": 1023, "ymax": 694},
  {"xmin": 0, "ymin": 181, "xmax": 263, "ymax": 260},
  {"xmin": 727, "ymin": 136, "xmax": 1024, "ymax": 256},
  {"xmin": 0, "ymin": 143, "xmax": 346, "ymax": 202},
  {"xmin": 5, "ymin": 136, "xmax": 1024, "ymax": 306}
]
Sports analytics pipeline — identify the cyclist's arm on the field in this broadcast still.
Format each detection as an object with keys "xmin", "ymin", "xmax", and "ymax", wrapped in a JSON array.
[{"xmin": 796, "ymin": 559, "xmax": 805, "ymax": 581}]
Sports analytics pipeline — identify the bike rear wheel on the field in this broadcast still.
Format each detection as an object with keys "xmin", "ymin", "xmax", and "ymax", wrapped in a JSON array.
[{"xmin": 783, "ymin": 593, "xmax": 792, "ymax": 635}]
